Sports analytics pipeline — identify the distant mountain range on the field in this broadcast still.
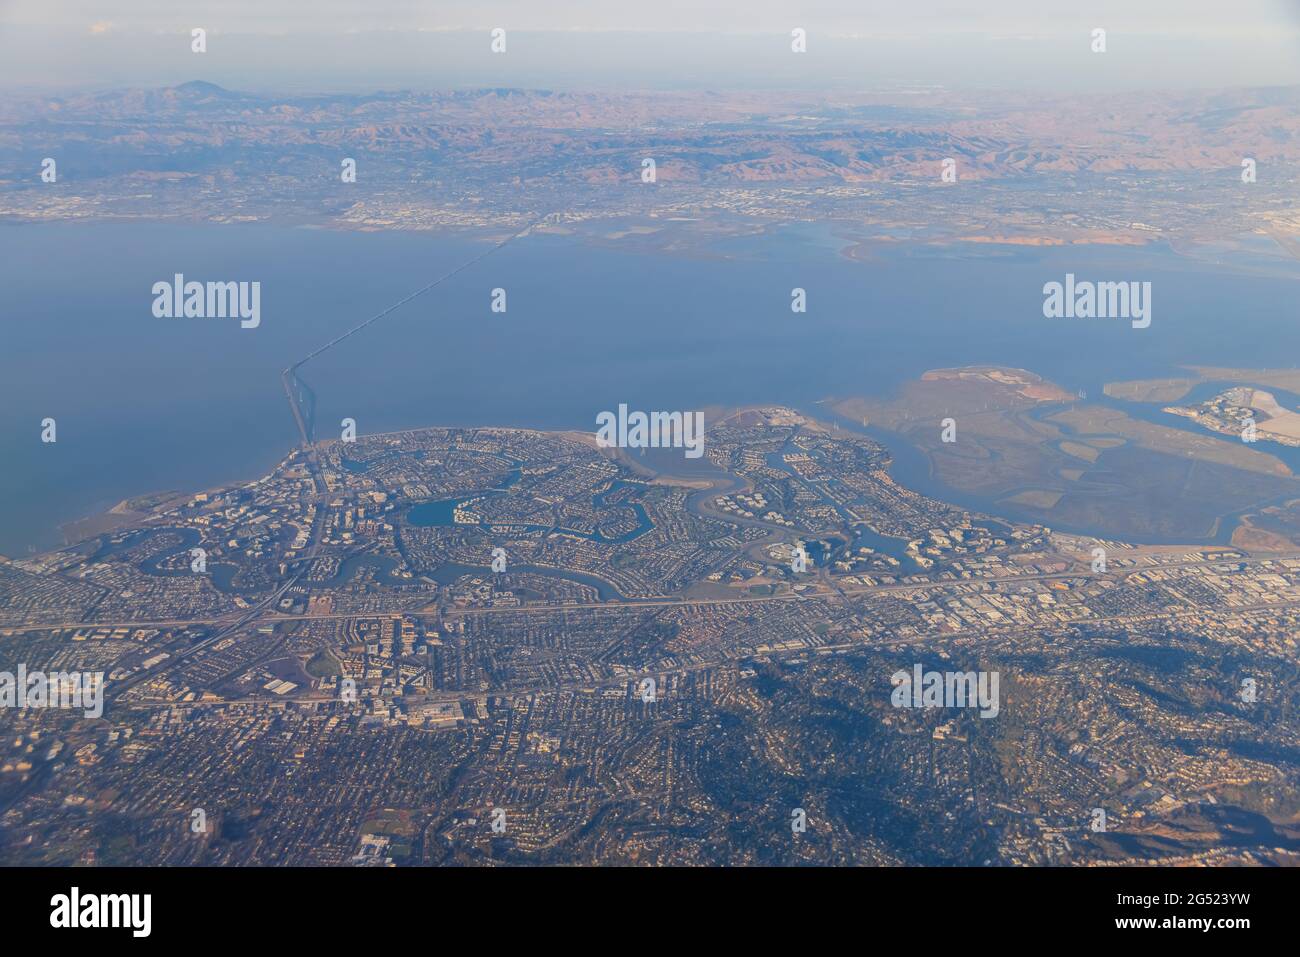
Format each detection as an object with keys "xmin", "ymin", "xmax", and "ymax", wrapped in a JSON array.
[
  {"xmin": 2, "ymin": 81, "xmax": 1297, "ymax": 252},
  {"xmin": 4, "ymin": 81, "xmax": 1298, "ymax": 186}
]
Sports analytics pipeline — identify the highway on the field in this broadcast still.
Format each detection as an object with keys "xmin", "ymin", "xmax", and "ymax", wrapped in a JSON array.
[
  {"xmin": 118, "ymin": 594, "xmax": 1300, "ymax": 712},
  {"xmin": 5, "ymin": 549, "xmax": 1298, "ymax": 634}
]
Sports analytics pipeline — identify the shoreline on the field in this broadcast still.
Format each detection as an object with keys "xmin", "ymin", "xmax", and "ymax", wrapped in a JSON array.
[
  {"xmin": 35, "ymin": 385, "xmax": 1299, "ymax": 566},
  {"xmin": 18, "ymin": 356, "xmax": 1300, "ymax": 561}
]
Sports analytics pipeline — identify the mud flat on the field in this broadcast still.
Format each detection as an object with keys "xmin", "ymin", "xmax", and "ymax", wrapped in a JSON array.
[
  {"xmin": 1103, "ymin": 377, "xmax": 1201, "ymax": 404},
  {"xmin": 832, "ymin": 366, "xmax": 1299, "ymax": 544},
  {"xmin": 1106, "ymin": 366, "xmax": 1300, "ymax": 405},
  {"xmin": 59, "ymin": 491, "xmax": 189, "ymax": 546}
]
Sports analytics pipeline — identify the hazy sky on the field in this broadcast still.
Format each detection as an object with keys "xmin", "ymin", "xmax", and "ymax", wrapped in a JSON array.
[{"xmin": 2, "ymin": 0, "xmax": 1298, "ymax": 92}]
